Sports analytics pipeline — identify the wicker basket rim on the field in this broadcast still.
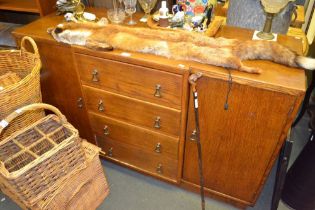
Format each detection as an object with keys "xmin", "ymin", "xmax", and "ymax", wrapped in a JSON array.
[
  {"xmin": 0, "ymin": 114, "xmax": 79, "ymax": 178},
  {"xmin": 0, "ymin": 50, "xmax": 41, "ymax": 93},
  {"xmin": 0, "ymin": 136, "xmax": 80, "ymax": 179}
]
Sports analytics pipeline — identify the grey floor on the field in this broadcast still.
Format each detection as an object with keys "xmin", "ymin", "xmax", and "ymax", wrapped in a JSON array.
[{"xmin": 0, "ymin": 115, "xmax": 310, "ymax": 210}]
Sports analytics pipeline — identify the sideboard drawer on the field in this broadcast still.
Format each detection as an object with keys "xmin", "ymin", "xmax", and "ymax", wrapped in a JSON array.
[
  {"xmin": 83, "ymin": 86, "xmax": 181, "ymax": 137},
  {"xmin": 89, "ymin": 112, "xmax": 179, "ymax": 160},
  {"xmin": 97, "ymin": 136, "xmax": 178, "ymax": 181},
  {"xmin": 75, "ymin": 54, "xmax": 183, "ymax": 109}
]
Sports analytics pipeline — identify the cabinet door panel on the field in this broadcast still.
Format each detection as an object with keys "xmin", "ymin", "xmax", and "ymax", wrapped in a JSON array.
[
  {"xmin": 183, "ymin": 76, "xmax": 295, "ymax": 203},
  {"xmin": 36, "ymin": 42, "xmax": 93, "ymax": 142}
]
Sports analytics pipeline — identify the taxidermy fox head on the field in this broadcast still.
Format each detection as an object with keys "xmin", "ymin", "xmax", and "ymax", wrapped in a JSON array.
[{"xmin": 47, "ymin": 18, "xmax": 108, "ymax": 45}]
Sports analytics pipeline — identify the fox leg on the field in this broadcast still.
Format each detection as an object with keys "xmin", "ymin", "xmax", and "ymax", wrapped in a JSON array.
[{"xmin": 85, "ymin": 38, "xmax": 113, "ymax": 51}]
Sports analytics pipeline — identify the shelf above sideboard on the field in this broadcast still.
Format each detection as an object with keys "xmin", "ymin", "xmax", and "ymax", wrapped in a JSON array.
[{"xmin": 0, "ymin": 0, "xmax": 40, "ymax": 13}]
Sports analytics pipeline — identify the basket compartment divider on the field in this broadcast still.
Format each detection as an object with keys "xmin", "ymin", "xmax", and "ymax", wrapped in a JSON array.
[{"xmin": 34, "ymin": 126, "xmax": 57, "ymax": 146}]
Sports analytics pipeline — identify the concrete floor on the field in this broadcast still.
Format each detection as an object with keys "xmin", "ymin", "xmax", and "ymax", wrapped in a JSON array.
[{"xmin": 0, "ymin": 115, "xmax": 310, "ymax": 210}]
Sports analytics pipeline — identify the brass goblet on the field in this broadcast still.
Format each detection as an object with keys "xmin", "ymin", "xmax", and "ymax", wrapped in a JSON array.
[
  {"xmin": 257, "ymin": 0, "xmax": 295, "ymax": 40},
  {"xmin": 138, "ymin": 0, "xmax": 158, "ymax": 22}
]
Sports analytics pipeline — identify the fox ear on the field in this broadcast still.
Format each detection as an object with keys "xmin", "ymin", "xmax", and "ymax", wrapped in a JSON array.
[{"xmin": 97, "ymin": 17, "xmax": 108, "ymax": 26}]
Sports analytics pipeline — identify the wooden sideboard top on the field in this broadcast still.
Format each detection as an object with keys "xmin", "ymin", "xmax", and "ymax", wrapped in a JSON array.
[{"xmin": 12, "ymin": 8, "xmax": 306, "ymax": 95}]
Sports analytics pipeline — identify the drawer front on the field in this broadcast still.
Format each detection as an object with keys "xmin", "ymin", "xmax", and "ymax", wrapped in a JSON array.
[
  {"xmin": 83, "ymin": 86, "xmax": 181, "ymax": 137},
  {"xmin": 97, "ymin": 136, "xmax": 178, "ymax": 181},
  {"xmin": 75, "ymin": 54, "xmax": 183, "ymax": 109},
  {"xmin": 89, "ymin": 112, "xmax": 179, "ymax": 159}
]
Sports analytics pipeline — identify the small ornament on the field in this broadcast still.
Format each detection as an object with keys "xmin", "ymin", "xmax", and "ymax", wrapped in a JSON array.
[{"xmin": 56, "ymin": 0, "xmax": 81, "ymax": 15}]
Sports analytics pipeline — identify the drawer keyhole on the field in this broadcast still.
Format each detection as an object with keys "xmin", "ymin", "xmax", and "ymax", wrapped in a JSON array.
[
  {"xmin": 92, "ymin": 69, "xmax": 99, "ymax": 82},
  {"xmin": 108, "ymin": 147, "xmax": 113, "ymax": 157},
  {"xmin": 103, "ymin": 125, "xmax": 110, "ymax": 136},
  {"xmin": 155, "ymin": 143, "xmax": 161, "ymax": 153},
  {"xmin": 77, "ymin": 97, "xmax": 83, "ymax": 108},
  {"xmin": 98, "ymin": 100, "xmax": 105, "ymax": 112},
  {"xmin": 190, "ymin": 129, "xmax": 197, "ymax": 142},
  {"xmin": 154, "ymin": 117, "xmax": 161, "ymax": 129},
  {"xmin": 154, "ymin": 84, "xmax": 162, "ymax": 98},
  {"xmin": 156, "ymin": 163, "xmax": 163, "ymax": 174}
]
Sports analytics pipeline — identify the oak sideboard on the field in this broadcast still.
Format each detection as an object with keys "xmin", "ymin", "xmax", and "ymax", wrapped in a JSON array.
[{"xmin": 12, "ymin": 9, "xmax": 306, "ymax": 208}]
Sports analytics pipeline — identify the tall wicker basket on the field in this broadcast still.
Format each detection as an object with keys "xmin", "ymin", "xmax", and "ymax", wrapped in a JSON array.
[
  {"xmin": 0, "ymin": 103, "xmax": 87, "ymax": 208},
  {"xmin": 0, "ymin": 36, "xmax": 44, "ymax": 140}
]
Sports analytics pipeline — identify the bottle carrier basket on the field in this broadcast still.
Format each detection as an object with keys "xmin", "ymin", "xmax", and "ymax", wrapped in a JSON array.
[
  {"xmin": 1, "ymin": 141, "xmax": 109, "ymax": 210},
  {"xmin": 0, "ymin": 36, "xmax": 44, "ymax": 140},
  {"xmin": 0, "ymin": 103, "xmax": 86, "ymax": 207}
]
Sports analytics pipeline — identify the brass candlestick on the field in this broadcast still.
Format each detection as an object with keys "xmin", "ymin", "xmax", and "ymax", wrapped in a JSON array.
[
  {"xmin": 257, "ymin": 12, "xmax": 275, "ymax": 40},
  {"xmin": 257, "ymin": 0, "xmax": 295, "ymax": 40}
]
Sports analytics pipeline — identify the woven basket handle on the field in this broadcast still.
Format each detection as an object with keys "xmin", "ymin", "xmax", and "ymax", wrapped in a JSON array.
[
  {"xmin": 20, "ymin": 36, "xmax": 39, "ymax": 56},
  {"xmin": 0, "ymin": 103, "xmax": 67, "ymax": 135}
]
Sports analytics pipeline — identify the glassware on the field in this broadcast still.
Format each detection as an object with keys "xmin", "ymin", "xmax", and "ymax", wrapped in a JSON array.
[
  {"xmin": 123, "ymin": 0, "xmax": 137, "ymax": 25},
  {"xmin": 138, "ymin": 0, "xmax": 158, "ymax": 22},
  {"xmin": 107, "ymin": 8, "xmax": 126, "ymax": 24},
  {"xmin": 261, "ymin": 0, "xmax": 293, "ymax": 13}
]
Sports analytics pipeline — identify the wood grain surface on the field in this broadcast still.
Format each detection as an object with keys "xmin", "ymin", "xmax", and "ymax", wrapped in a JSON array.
[
  {"xmin": 75, "ymin": 53, "xmax": 183, "ymax": 109},
  {"xmin": 89, "ymin": 112, "xmax": 179, "ymax": 159},
  {"xmin": 83, "ymin": 86, "xmax": 182, "ymax": 137},
  {"xmin": 97, "ymin": 136, "xmax": 179, "ymax": 182},
  {"xmin": 14, "ymin": 40, "xmax": 94, "ymax": 142},
  {"xmin": 182, "ymin": 75, "xmax": 298, "ymax": 204}
]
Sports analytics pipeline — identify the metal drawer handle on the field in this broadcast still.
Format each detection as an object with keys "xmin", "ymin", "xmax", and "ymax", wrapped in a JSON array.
[
  {"xmin": 108, "ymin": 147, "xmax": 113, "ymax": 157},
  {"xmin": 154, "ymin": 117, "xmax": 161, "ymax": 129},
  {"xmin": 190, "ymin": 129, "xmax": 197, "ymax": 141},
  {"xmin": 92, "ymin": 69, "xmax": 99, "ymax": 82},
  {"xmin": 98, "ymin": 100, "xmax": 104, "ymax": 112},
  {"xmin": 156, "ymin": 163, "xmax": 163, "ymax": 174},
  {"xmin": 155, "ymin": 143, "xmax": 161, "ymax": 153},
  {"xmin": 154, "ymin": 84, "xmax": 162, "ymax": 98},
  {"xmin": 103, "ymin": 125, "xmax": 110, "ymax": 136},
  {"xmin": 77, "ymin": 97, "xmax": 83, "ymax": 108}
]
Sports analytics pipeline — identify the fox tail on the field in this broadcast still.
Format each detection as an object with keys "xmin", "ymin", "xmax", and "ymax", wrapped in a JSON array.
[{"xmin": 233, "ymin": 40, "xmax": 315, "ymax": 70}]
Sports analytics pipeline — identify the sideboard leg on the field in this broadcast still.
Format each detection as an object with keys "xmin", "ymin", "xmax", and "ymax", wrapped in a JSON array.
[{"xmin": 271, "ymin": 132, "xmax": 294, "ymax": 210}]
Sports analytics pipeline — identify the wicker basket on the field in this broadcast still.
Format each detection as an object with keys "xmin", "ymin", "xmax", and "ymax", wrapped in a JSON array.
[
  {"xmin": 0, "ymin": 72, "xmax": 21, "ymax": 89},
  {"xmin": 1, "ymin": 141, "xmax": 109, "ymax": 210},
  {"xmin": 0, "ymin": 103, "xmax": 87, "ymax": 208},
  {"xmin": 0, "ymin": 36, "xmax": 44, "ymax": 140}
]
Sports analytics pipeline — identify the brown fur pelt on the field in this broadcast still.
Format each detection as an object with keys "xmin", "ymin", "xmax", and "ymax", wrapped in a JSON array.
[{"xmin": 48, "ymin": 20, "xmax": 315, "ymax": 74}]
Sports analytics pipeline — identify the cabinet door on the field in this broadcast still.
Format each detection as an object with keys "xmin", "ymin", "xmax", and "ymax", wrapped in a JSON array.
[
  {"xmin": 183, "ymin": 75, "xmax": 296, "ymax": 204},
  {"xmin": 36, "ymin": 42, "xmax": 93, "ymax": 142}
]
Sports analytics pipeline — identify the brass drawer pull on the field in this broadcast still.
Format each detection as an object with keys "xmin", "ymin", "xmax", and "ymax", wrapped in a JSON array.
[
  {"xmin": 98, "ymin": 100, "xmax": 104, "ymax": 112},
  {"xmin": 154, "ymin": 116, "xmax": 161, "ymax": 129},
  {"xmin": 108, "ymin": 147, "xmax": 113, "ymax": 157},
  {"xmin": 154, "ymin": 84, "xmax": 162, "ymax": 98},
  {"xmin": 155, "ymin": 143, "xmax": 161, "ymax": 153},
  {"xmin": 190, "ymin": 129, "xmax": 197, "ymax": 141},
  {"xmin": 92, "ymin": 69, "xmax": 99, "ymax": 82},
  {"xmin": 77, "ymin": 97, "xmax": 83, "ymax": 108},
  {"xmin": 103, "ymin": 125, "xmax": 110, "ymax": 136},
  {"xmin": 156, "ymin": 163, "xmax": 163, "ymax": 174}
]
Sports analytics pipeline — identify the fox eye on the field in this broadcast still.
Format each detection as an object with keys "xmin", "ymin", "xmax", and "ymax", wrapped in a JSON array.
[{"xmin": 54, "ymin": 27, "xmax": 63, "ymax": 34}]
